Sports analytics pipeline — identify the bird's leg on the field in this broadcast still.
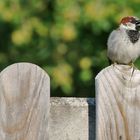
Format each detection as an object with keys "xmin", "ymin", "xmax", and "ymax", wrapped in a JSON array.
[
  {"xmin": 128, "ymin": 62, "xmax": 136, "ymax": 80},
  {"xmin": 128, "ymin": 62, "xmax": 137, "ymax": 69}
]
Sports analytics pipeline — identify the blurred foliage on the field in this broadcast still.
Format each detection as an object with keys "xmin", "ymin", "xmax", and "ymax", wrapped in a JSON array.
[{"xmin": 0, "ymin": 0, "xmax": 140, "ymax": 97}]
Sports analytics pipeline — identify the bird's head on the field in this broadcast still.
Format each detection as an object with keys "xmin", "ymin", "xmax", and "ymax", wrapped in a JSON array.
[{"xmin": 119, "ymin": 16, "xmax": 140, "ymax": 31}]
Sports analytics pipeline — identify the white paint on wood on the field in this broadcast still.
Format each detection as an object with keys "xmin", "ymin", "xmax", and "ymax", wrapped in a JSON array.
[
  {"xmin": 0, "ymin": 63, "xmax": 50, "ymax": 140},
  {"xmin": 95, "ymin": 64, "xmax": 140, "ymax": 140}
]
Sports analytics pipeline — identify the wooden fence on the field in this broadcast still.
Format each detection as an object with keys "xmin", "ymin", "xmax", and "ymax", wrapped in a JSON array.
[
  {"xmin": 0, "ymin": 63, "xmax": 139, "ymax": 140},
  {"xmin": 96, "ymin": 64, "xmax": 140, "ymax": 140},
  {"xmin": 0, "ymin": 63, "xmax": 96, "ymax": 140},
  {"xmin": 0, "ymin": 63, "xmax": 50, "ymax": 140},
  {"xmin": 50, "ymin": 97, "xmax": 95, "ymax": 140}
]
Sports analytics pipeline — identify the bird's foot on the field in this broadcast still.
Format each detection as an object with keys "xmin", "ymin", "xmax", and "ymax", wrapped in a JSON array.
[
  {"xmin": 128, "ymin": 62, "xmax": 137, "ymax": 70},
  {"xmin": 128, "ymin": 62, "xmax": 137, "ymax": 80}
]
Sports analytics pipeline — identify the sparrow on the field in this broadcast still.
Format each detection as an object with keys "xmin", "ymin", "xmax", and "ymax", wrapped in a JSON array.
[{"xmin": 107, "ymin": 16, "xmax": 140, "ymax": 65}]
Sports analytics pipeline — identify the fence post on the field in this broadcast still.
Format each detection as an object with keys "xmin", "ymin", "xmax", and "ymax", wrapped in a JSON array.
[
  {"xmin": 0, "ymin": 63, "xmax": 50, "ymax": 140},
  {"xmin": 95, "ymin": 64, "xmax": 140, "ymax": 140}
]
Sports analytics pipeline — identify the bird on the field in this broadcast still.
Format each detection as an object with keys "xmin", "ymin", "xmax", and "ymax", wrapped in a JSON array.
[{"xmin": 107, "ymin": 16, "xmax": 140, "ymax": 66}]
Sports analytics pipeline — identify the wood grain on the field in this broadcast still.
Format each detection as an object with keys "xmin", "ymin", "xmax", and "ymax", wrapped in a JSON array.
[
  {"xmin": 0, "ymin": 63, "xmax": 50, "ymax": 140},
  {"xmin": 95, "ymin": 64, "xmax": 140, "ymax": 140}
]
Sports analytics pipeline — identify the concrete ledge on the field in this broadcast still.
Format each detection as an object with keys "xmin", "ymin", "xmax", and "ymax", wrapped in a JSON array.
[{"xmin": 49, "ymin": 97, "xmax": 96, "ymax": 140}]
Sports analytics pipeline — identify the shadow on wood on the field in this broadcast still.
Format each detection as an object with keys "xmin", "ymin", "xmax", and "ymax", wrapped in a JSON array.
[
  {"xmin": 87, "ymin": 98, "xmax": 96, "ymax": 140},
  {"xmin": 0, "ymin": 63, "xmax": 50, "ymax": 140}
]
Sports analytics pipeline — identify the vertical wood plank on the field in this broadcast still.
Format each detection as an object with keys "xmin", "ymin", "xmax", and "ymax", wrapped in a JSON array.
[
  {"xmin": 0, "ymin": 63, "xmax": 50, "ymax": 140},
  {"xmin": 95, "ymin": 65, "xmax": 140, "ymax": 140}
]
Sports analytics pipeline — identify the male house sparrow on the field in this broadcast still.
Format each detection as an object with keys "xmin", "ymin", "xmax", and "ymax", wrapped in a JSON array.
[{"xmin": 107, "ymin": 16, "xmax": 140, "ymax": 65}]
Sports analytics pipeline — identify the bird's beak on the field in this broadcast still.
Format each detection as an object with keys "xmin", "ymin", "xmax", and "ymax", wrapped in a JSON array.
[{"xmin": 136, "ymin": 20, "xmax": 140, "ymax": 30}]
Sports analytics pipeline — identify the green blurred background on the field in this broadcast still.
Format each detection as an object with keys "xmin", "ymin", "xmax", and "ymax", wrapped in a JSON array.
[{"xmin": 0, "ymin": 0, "xmax": 140, "ymax": 97}]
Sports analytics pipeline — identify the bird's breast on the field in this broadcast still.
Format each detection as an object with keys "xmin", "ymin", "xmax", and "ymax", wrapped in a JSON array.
[{"xmin": 107, "ymin": 30, "xmax": 140, "ymax": 64}]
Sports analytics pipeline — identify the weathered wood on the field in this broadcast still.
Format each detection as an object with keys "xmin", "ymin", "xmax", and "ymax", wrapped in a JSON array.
[
  {"xmin": 95, "ymin": 64, "xmax": 140, "ymax": 140},
  {"xmin": 49, "ymin": 97, "xmax": 96, "ymax": 140},
  {"xmin": 0, "ymin": 63, "xmax": 50, "ymax": 140}
]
